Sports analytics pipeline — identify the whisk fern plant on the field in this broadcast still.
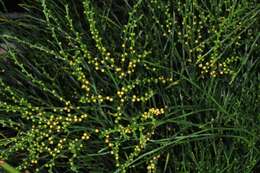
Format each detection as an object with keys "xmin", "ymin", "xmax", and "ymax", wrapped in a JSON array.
[{"xmin": 0, "ymin": 0, "xmax": 259, "ymax": 172}]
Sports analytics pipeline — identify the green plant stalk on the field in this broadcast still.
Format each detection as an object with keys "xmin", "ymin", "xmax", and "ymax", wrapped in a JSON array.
[{"xmin": 0, "ymin": 161, "xmax": 20, "ymax": 173}]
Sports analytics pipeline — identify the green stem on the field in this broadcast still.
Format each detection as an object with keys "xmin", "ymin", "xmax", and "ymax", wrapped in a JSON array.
[{"xmin": 0, "ymin": 161, "xmax": 20, "ymax": 173}]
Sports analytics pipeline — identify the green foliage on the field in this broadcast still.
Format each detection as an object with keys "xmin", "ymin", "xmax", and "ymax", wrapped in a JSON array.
[
  {"xmin": 0, "ymin": 161, "xmax": 20, "ymax": 173},
  {"xmin": 0, "ymin": 0, "xmax": 259, "ymax": 172}
]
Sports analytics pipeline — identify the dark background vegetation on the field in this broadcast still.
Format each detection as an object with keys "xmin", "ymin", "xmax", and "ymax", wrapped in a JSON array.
[{"xmin": 1, "ymin": 0, "xmax": 24, "ymax": 12}]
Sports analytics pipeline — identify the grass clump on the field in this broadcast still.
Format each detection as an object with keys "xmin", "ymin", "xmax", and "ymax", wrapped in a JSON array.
[{"xmin": 0, "ymin": 0, "xmax": 259, "ymax": 172}]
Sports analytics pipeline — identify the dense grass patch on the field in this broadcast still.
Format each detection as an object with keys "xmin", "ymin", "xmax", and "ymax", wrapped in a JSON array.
[{"xmin": 0, "ymin": 0, "xmax": 259, "ymax": 172}]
